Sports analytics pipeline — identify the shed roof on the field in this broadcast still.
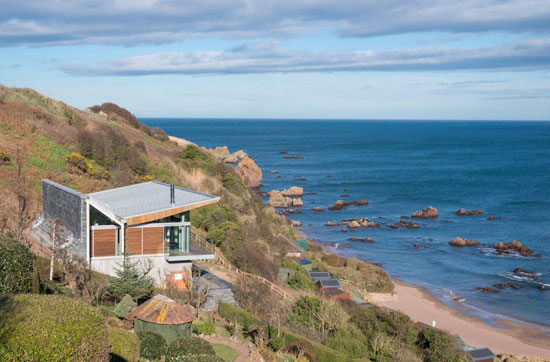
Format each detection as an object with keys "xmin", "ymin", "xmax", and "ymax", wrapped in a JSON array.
[
  {"xmin": 322, "ymin": 288, "xmax": 348, "ymax": 297},
  {"xmin": 317, "ymin": 279, "xmax": 341, "ymax": 288},
  {"xmin": 298, "ymin": 258, "xmax": 312, "ymax": 265},
  {"xmin": 309, "ymin": 271, "xmax": 330, "ymax": 280},
  {"xmin": 468, "ymin": 348, "xmax": 496, "ymax": 361},
  {"xmin": 133, "ymin": 294, "xmax": 195, "ymax": 325},
  {"xmin": 88, "ymin": 181, "xmax": 219, "ymax": 220}
]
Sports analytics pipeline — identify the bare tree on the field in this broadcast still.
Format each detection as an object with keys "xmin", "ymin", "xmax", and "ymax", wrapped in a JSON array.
[
  {"xmin": 10, "ymin": 148, "xmax": 38, "ymax": 245},
  {"xmin": 47, "ymin": 218, "xmax": 68, "ymax": 281}
]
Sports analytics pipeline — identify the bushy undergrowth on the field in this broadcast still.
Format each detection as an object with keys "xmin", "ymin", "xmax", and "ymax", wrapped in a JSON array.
[
  {"xmin": 0, "ymin": 294, "xmax": 109, "ymax": 361},
  {"xmin": 109, "ymin": 326, "xmax": 140, "ymax": 362},
  {"xmin": 218, "ymin": 302, "xmax": 262, "ymax": 331},
  {"xmin": 166, "ymin": 337, "xmax": 215, "ymax": 360},
  {"xmin": 0, "ymin": 238, "xmax": 34, "ymax": 294},
  {"xmin": 137, "ymin": 331, "xmax": 167, "ymax": 360},
  {"xmin": 193, "ymin": 320, "xmax": 215, "ymax": 335}
]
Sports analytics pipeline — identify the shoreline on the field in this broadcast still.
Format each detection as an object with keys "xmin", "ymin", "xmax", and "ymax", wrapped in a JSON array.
[{"xmin": 376, "ymin": 279, "xmax": 550, "ymax": 358}]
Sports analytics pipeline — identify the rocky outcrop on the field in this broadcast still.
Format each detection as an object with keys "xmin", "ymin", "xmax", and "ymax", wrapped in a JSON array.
[
  {"xmin": 268, "ymin": 170, "xmax": 279, "ymax": 174},
  {"xmin": 283, "ymin": 155, "xmax": 304, "ymax": 159},
  {"xmin": 487, "ymin": 216, "xmax": 502, "ymax": 221},
  {"xmin": 312, "ymin": 207, "xmax": 324, "ymax": 212},
  {"xmin": 325, "ymin": 221, "xmax": 337, "ymax": 226},
  {"xmin": 282, "ymin": 186, "xmax": 303, "ymax": 197},
  {"xmin": 448, "ymin": 237, "xmax": 480, "ymax": 247},
  {"xmin": 291, "ymin": 220, "xmax": 303, "ymax": 227},
  {"xmin": 278, "ymin": 209, "xmax": 302, "ymax": 215},
  {"xmin": 411, "ymin": 206, "xmax": 438, "ymax": 218},
  {"xmin": 389, "ymin": 220, "xmax": 419, "ymax": 229},
  {"xmin": 268, "ymin": 191, "xmax": 292, "ymax": 208},
  {"xmin": 349, "ymin": 237, "xmax": 374, "ymax": 243},
  {"xmin": 328, "ymin": 199, "xmax": 368, "ymax": 211},
  {"xmin": 475, "ymin": 287, "xmax": 500, "ymax": 294},
  {"xmin": 493, "ymin": 283, "xmax": 520, "ymax": 290},
  {"xmin": 235, "ymin": 156, "xmax": 262, "ymax": 188},
  {"xmin": 339, "ymin": 218, "xmax": 380, "ymax": 228},
  {"xmin": 493, "ymin": 241, "xmax": 539, "ymax": 257},
  {"xmin": 455, "ymin": 208, "xmax": 483, "ymax": 216},
  {"xmin": 209, "ymin": 146, "xmax": 230, "ymax": 159},
  {"xmin": 292, "ymin": 198, "xmax": 303, "ymax": 207},
  {"xmin": 513, "ymin": 268, "xmax": 538, "ymax": 280}
]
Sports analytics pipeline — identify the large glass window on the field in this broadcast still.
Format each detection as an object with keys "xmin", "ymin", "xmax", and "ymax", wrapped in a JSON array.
[
  {"xmin": 164, "ymin": 225, "xmax": 190, "ymax": 255},
  {"xmin": 90, "ymin": 206, "xmax": 114, "ymax": 226}
]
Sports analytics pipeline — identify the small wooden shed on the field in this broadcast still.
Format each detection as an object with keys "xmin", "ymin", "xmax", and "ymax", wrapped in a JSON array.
[
  {"xmin": 468, "ymin": 348, "xmax": 496, "ymax": 362},
  {"xmin": 133, "ymin": 294, "xmax": 195, "ymax": 344}
]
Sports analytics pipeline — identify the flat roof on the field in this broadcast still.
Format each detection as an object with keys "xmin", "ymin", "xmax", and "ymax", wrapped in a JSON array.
[
  {"xmin": 88, "ymin": 181, "xmax": 219, "ymax": 220},
  {"xmin": 322, "ymin": 288, "xmax": 348, "ymax": 297},
  {"xmin": 469, "ymin": 348, "xmax": 495, "ymax": 360},
  {"xmin": 317, "ymin": 279, "xmax": 341, "ymax": 288},
  {"xmin": 309, "ymin": 271, "xmax": 330, "ymax": 279}
]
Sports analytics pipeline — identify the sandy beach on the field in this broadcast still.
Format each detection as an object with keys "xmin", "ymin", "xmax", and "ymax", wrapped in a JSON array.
[{"xmin": 376, "ymin": 281, "xmax": 550, "ymax": 358}]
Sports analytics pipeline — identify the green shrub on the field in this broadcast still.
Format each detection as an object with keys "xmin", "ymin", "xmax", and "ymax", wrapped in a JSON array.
[
  {"xmin": 137, "ymin": 331, "xmax": 167, "ymax": 361},
  {"xmin": 218, "ymin": 302, "xmax": 262, "ymax": 331},
  {"xmin": 287, "ymin": 270, "xmax": 316, "ymax": 291},
  {"xmin": 109, "ymin": 326, "xmax": 140, "ymax": 362},
  {"xmin": 206, "ymin": 221, "xmax": 244, "ymax": 250},
  {"xmin": 166, "ymin": 337, "xmax": 215, "ymax": 360},
  {"xmin": 168, "ymin": 355, "xmax": 224, "ymax": 362},
  {"xmin": 282, "ymin": 330, "xmax": 347, "ymax": 362},
  {"xmin": 417, "ymin": 327, "xmax": 466, "ymax": 362},
  {"xmin": 267, "ymin": 325, "xmax": 284, "ymax": 352},
  {"xmin": 325, "ymin": 326, "xmax": 370, "ymax": 359},
  {"xmin": 193, "ymin": 320, "xmax": 215, "ymax": 335},
  {"xmin": 0, "ymin": 294, "xmax": 109, "ymax": 361},
  {"xmin": 114, "ymin": 294, "xmax": 136, "ymax": 319},
  {"xmin": 0, "ymin": 238, "xmax": 34, "ymax": 294},
  {"xmin": 290, "ymin": 296, "xmax": 321, "ymax": 328}
]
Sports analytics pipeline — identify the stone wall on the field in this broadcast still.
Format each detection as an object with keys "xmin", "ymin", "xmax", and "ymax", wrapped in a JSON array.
[{"xmin": 41, "ymin": 179, "xmax": 88, "ymax": 259}]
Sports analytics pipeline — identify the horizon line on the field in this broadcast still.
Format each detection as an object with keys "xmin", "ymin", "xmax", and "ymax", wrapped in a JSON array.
[{"xmin": 138, "ymin": 117, "xmax": 550, "ymax": 122}]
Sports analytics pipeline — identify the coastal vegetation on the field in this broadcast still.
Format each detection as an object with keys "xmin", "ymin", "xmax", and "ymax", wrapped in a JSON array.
[{"xmin": 0, "ymin": 85, "xmax": 494, "ymax": 361}]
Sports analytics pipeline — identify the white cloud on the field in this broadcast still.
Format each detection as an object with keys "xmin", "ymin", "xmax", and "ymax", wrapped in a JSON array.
[
  {"xmin": 60, "ymin": 40, "xmax": 550, "ymax": 76},
  {"xmin": 0, "ymin": 0, "xmax": 549, "ymax": 45}
]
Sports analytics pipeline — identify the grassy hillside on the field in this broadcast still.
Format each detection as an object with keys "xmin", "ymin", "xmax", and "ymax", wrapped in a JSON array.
[{"xmin": 0, "ymin": 85, "xmax": 297, "ymax": 280}]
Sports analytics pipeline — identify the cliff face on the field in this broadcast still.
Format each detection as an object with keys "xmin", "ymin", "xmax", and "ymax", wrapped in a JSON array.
[{"xmin": 0, "ymin": 86, "xmax": 294, "ymax": 281}]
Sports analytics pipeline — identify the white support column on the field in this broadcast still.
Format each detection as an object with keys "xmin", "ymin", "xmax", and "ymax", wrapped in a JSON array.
[
  {"xmin": 86, "ymin": 200, "xmax": 90, "ymax": 263},
  {"xmin": 120, "ymin": 224, "xmax": 125, "ymax": 255}
]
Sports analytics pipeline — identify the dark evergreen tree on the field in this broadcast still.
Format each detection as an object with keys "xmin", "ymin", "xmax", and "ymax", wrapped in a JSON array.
[{"xmin": 109, "ymin": 253, "xmax": 154, "ymax": 300}]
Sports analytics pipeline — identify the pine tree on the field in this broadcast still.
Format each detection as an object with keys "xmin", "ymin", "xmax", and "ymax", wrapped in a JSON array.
[{"xmin": 109, "ymin": 253, "xmax": 154, "ymax": 300}]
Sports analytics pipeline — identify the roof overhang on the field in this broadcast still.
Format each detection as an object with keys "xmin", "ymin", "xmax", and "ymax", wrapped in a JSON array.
[{"xmin": 125, "ymin": 198, "xmax": 219, "ymax": 226}]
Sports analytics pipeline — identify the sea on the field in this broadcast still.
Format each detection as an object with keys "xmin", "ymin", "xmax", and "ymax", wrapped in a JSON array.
[{"xmin": 142, "ymin": 118, "xmax": 550, "ymax": 329}]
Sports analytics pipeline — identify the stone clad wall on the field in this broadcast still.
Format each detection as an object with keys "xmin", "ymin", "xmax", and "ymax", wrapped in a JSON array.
[{"xmin": 41, "ymin": 179, "xmax": 88, "ymax": 258}]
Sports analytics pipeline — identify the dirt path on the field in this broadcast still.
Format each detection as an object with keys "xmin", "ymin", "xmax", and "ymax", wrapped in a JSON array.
[{"xmin": 200, "ymin": 334, "xmax": 262, "ymax": 362}]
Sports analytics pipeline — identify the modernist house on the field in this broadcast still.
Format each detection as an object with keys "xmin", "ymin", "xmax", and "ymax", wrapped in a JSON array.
[{"xmin": 34, "ymin": 179, "xmax": 219, "ymax": 285}]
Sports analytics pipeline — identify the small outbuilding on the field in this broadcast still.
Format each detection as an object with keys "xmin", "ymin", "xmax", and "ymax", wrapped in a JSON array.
[
  {"xmin": 309, "ymin": 271, "xmax": 331, "ymax": 283},
  {"xmin": 468, "ymin": 348, "xmax": 496, "ymax": 362},
  {"xmin": 278, "ymin": 267, "xmax": 295, "ymax": 283},
  {"xmin": 297, "ymin": 258, "xmax": 313, "ymax": 271},
  {"xmin": 320, "ymin": 288, "xmax": 350, "ymax": 300},
  {"xmin": 294, "ymin": 239, "xmax": 308, "ymax": 251},
  {"xmin": 316, "ymin": 278, "xmax": 341, "ymax": 290},
  {"xmin": 133, "ymin": 294, "xmax": 195, "ymax": 344}
]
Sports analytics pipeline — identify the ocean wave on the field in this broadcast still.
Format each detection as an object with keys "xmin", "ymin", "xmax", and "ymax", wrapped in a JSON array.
[{"xmin": 498, "ymin": 271, "xmax": 547, "ymax": 286}]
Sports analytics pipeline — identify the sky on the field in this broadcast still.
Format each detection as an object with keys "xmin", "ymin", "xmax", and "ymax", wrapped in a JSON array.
[{"xmin": 1, "ymin": 0, "xmax": 549, "ymax": 120}]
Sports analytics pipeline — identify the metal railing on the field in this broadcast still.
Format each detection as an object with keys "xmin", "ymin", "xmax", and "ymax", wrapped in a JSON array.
[{"xmin": 190, "ymin": 228, "xmax": 295, "ymax": 301}]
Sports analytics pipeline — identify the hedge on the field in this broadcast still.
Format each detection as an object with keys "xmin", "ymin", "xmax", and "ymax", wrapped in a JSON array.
[
  {"xmin": 0, "ymin": 294, "xmax": 109, "ymax": 361},
  {"xmin": 218, "ymin": 302, "xmax": 262, "ymax": 331},
  {"xmin": 108, "ymin": 326, "xmax": 140, "ymax": 362},
  {"xmin": 0, "ymin": 238, "xmax": 34, "ymax": 294},
  {"xmin": 282, "ymin": 330, "xmax": 348, "ymax": 362},
  {"xmin": 137, "ymin": 331, "xmax": 167, "ymax": 360},
  {"xmin": 166, "ymin": 337, "xmax": 215, "ymax": 360},
  {"xmin": 193, "ymin": 320, "xmax": 215, "ymax": 335}
]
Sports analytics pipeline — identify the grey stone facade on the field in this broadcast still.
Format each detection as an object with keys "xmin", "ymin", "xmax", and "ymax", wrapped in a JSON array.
[{"xmin": 41, "ymin": 179, "xmax": 88, "ymax": 259}]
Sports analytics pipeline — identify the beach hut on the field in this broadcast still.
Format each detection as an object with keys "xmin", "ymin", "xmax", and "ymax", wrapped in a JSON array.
[
  {"xmin": 286, "ymin": 249, "xmax": 302, "ymax": 258},
  {"xmin": 133, "ymin": 294, "xmax": 195, "ymax": 344},
  {"xmin": 468, "ymin": 348, "xmax": 496, "ymax": 362},
  {"xmin": 316, "ymin": 278, "xmax": 341, "ymax": 290},
  {"xmin": 320, "ymin": 288, "xmax": 350, "ymax": 300},
  {"xmin": 309, "ymin": 271, "xmax": 331, "ymax": 283},
  {"xmin": 294, "ymin": 239, "xmax": 308, "ymax": 251},
  {"xmin": 278, "ymin": 267, "xmax": 294, "ymax": 283},
  {"xmin": 297, "ymin": 258, "xmax": 313, "ymax": 271}
]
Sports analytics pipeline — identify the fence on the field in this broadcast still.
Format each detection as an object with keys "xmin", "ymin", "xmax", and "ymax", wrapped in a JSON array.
[{"xmin": 190, "ymin": 228, "xmax": 295, "ymax": 301}]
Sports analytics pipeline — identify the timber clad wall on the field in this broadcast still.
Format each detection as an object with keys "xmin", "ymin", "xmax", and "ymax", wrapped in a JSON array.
[
  {"xmin": 143, "ymin": 227, "xmax": 164, "ymax": 254},
  {"xmin": 126, "ymin": 228, "xmax": 143, "ymax": 255},
  {"xmin": 92, "ymin": 229, "xmax": 116, "ymax": 257},
  {"xmin": 126, "ymin": 227, "xmax": 163, "ymax": 255}
]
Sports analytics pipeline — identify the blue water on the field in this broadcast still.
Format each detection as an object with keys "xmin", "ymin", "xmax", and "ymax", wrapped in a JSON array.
[{"xmin": 143, "ymin": 119, "xmax": 550, "ymax": 326}]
